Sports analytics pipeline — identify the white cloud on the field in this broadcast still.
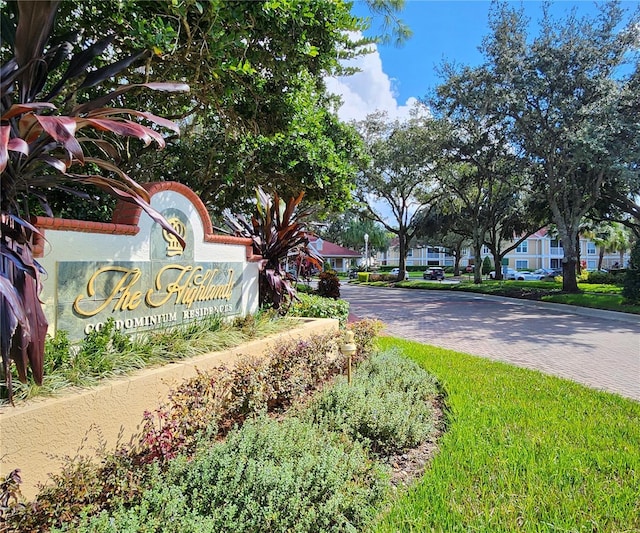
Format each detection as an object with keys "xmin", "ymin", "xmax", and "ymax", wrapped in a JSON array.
[{"xmin": 325, "ymin": 34, "xmax": 419, "ymax": 123}]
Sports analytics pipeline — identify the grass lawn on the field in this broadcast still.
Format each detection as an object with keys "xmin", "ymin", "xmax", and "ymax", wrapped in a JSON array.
[
  {"xmin": 388, "ymin": 278, "xmax": 640, "ymax": 315},
  {"xmin": 372, "ymin": 338, "xmax": 640, "ymax": 533}
]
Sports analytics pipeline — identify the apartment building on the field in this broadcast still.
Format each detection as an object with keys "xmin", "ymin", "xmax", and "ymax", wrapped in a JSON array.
[{"xmin": 376, "ymin": 229, "xmax": 630, "ymax": 271}]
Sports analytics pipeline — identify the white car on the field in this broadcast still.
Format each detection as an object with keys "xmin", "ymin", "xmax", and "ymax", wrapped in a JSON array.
[
  {"xmin": 489, "ymin": 268, "xmax": 519, "ymax": 280},
  {"xmin": 390, "ymin": 268, "xmax": 409, "ymax": 280},
  {"xmin": 515, "ymin": 271, "xmax": 543, "ymax": 281},
  {"xmin": 490, "ymin": 268, "xmax": 543, "ymax": 281}
]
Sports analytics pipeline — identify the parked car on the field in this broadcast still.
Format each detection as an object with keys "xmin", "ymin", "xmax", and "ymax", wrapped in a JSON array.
[
  {"xmin": 532, "ymin": 268, "xmax": 561, "ymax": 280},
  {"xmin": 514, "ymin": 271, "xmax": 543, "ymax": 281},
  {"xmin": 348, "ymin": 269, "xmax": 359, "ymax": 279},
  {"xmin": 390, "ymin": 267, "xmax": 409, "ymax": 280},
  {"xmin": 489, "ymin": 268, "xmax": 519, "ymax": 280},
  {"xmin": 423, "ymin": 267, "xmax": 445, "ymax": 280}
]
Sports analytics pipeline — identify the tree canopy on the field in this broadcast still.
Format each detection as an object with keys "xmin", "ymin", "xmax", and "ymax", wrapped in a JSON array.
[
  {"xmin": 5, "ymin": 0, "xmax": 408, "ymax": 218},
  {"xmin": 354, "ymin": 106, "xmax": 445, "ymax": 277},
  {"xmin": 479, "ymin": 1, "xmax": 639, "ymax": 291}
]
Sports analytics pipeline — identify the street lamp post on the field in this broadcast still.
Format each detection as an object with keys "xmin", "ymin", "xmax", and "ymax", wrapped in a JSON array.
[{"xmin": 364, "ymin": 233, "xmax": 369, "ymax": 271}]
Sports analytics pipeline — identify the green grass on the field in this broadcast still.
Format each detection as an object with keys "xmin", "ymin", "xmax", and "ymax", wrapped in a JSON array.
[
  {"xmin": 542, "ymin": 292, "xmax": 640, "ymax": 313},
  {"xmin": 371, "ymin": 338, "xmax": 640, "ymax": 533},
  {"xmin": 383, "ymin": 278, "xmax": 640, "ymax": 314}
]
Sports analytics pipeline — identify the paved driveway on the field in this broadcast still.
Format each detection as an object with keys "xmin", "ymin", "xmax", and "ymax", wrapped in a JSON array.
[{"xmin": 340, "ymin": 284, "xmax": 640, "ymax": 401}]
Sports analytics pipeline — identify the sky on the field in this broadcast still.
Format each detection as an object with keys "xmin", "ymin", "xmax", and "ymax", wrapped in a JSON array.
[{"xmin": 326, "ymin": 0, "xmax": 638, "ymax": 122}]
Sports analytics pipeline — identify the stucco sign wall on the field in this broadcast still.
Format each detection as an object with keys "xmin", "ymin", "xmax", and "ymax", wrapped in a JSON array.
[{"xmin": 33, "ymin": 182, "xmax": 260, "ymax": 341}]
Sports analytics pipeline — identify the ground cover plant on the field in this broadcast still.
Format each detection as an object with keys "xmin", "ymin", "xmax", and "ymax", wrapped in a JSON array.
[
  {"xmin": 303, "ymin": 350, "xmax": 438, "ymax": 454},
  {"xmin": 63, "ymin": 417, "xmax": 390, "ymax": 533},
  {"xmin": 288, "ymin": 292, "xmax": 350, "ymax": 327},
  {"xmin": 61, "ymin": 346, "xmax": 439, "ymax": 533},
  {"xmin": 2, "ymin": 320, "xmax": 387, "ymax": 532},
  {"xmin": 1, "ymin": 311, "xmax": 294, "ymax": 404},
  {"xmin": 373, "ymin": 338, "xmax": 640, "ymax": 532},
  {"xmin": 541, "ymin": 292, "xmax": 640, "ymax": 313}
]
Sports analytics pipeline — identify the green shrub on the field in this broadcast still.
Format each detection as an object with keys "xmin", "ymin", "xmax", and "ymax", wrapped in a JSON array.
[
  {"xmin": 294, "ymin": 282, "xmax": 314, "ymax": 294},
  {"xmin": 357, "ymin": 271, "xmax": 370, "ymax": 282},
  {"xmin": 350, "ymin": 319, "xmax": 385, "ymax": 363},
  {"xmin": 317, "ymin": 270, "xmax": 341, "ymax": 299},
  {"xmin": 43, "ymin": 330, "xmax": 72, "ymax": 373},
  {"xmin": 584, "ymin": 270, "xmax": 619, "ymax": 285},
  {"xmin": 9, "ymin": 323, "xmax": 383, "ymax": 532},
  {"xmin": 303, "ymin": 350, "xmax": 438, "ymax": 454},
  {"xmin": 288, "ymin": 293, "xmax": 349, "ymax": 327},
  {"xmin": 482, "ymin": 256, "xmax": 493, "ymax": 276},
  {"xmin": 4, "ymin": 312, "xmax": 293, "ymax": 404},
  {"xmin": 70, "ymin": 417, "xmax": 389, "ymax": 533}
]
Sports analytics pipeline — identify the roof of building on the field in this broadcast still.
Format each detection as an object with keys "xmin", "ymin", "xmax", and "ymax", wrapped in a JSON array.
[{"xmin": 308, "ymin": 236, "xmax": 361, "ymax": 258}]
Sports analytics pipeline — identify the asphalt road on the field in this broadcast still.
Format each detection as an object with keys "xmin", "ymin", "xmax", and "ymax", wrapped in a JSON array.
[{"xmin": 340, "ymin": 283, "xmax": 640, "ymax": 401}]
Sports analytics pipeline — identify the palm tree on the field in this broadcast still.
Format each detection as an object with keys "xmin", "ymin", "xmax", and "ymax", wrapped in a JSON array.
[{"xmin": 608, "ymin": 223, "xmax": 633, "ymax": 268}]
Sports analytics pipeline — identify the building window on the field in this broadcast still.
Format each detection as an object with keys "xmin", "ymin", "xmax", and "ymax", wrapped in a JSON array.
[
  {"xmin": 482, "ymin": 245, "xmax": 490, "ymax": 255},
  {"xmin": 587, "ymin": 260, "xmax": 597, "ymax": 270},
  {"xmin": 551, "ymin": 259, "xmax": 561, "ymax": 269},
  {"xmin": 587, "ymin": 241, "xmax": 596, "ymax": 255},
  {"xmin": 516, "ymin": 260, "xmax": 528, "ymax": 270},
  {"xmin": 516, "ymin": 241, "xmax": 528, "ymax": 253},
  {"xmin": 407, "ymin": 248, "xmax": 413, "ymax": 257},
  {"xmin": 550, "ymin": 239, "xmax": 563, "ymax": 256}
]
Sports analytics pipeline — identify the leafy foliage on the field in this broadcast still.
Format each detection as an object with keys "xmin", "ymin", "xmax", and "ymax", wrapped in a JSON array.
[
  {"xmin": 482, "ymin": 256, "xmax": 493, "ymax": 276},
  {"xmin": 2, "ymin": 312, "xmax": 290, "ymax": 404},
  {"xmin": 319, "ymin": 211, "xmax": 391, "ymax": 256},
  {"xmin": 480, "ymin": 2, "xmax": 639, "ymax": 291},
  {"xmin": 38, "ymin": 0, "xmax": 377, "ymax": 217},
  {"xmin": 317, "ymin": 270, "xmax": 341, "ymax": 299},
  {"xmin": 288, "ymin": 293, "xmax": 350, "ymax": 328},
  {"xmin": 303, "ymin": 350, "xmax": 439, "ymax": 454},
  {"xmin": 4, "ymin": 321, "xmax": 382, "ymax": 532},
  {"xmin": 354, "ymin": 106, "xmax": 446, "ymax": 278},
  {"xmin": 0, "ymin": 0, "xmax": 187, "ymax": 400},
  {"xmin": 68, "ymin": 417, "xmax": 389, "ymax": 533},
  {"xmin": 225, "ymin": 188, "xmax": 322, "ymax": 310}
]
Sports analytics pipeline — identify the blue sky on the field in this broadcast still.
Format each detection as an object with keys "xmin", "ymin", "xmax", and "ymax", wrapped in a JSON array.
[{"xmin": 326, "ymin": 1, "xmax": 638, "ymax": 121}]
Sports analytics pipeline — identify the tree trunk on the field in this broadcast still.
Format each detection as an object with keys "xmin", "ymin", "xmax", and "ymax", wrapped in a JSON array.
[
  {"xmin": 398, "ymin": 231, "xmax": 407, "ymax": 280},
  {"xmin": 471, "ymin": 226, "xmax": 484, "ymax": 284},
  {"xmin": 490, "ymin": 250, "xmax": 505, "ymax": 281},
  {"xmin": 453, "ymin": 252, "xmax": 461, "ymax": 276},
  {"xmin": 560, "ymin": 231, "xmax": 580, "ymax": 293},
  {"xmin": 575, "ymin": 239, "xmax": 582, "ymax": 276},
  {"xmin": 598, "ymin": 248, "xmax": 605, "ymax": 271},
  {"xmin": 473, "ymin": 243, "xmax": 482, "ymax": 284}
]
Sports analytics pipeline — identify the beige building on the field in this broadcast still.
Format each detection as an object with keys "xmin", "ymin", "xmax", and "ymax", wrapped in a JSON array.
[{"xmin": 376, "ymin": 229, "xmax": 630, "ymax": 271}]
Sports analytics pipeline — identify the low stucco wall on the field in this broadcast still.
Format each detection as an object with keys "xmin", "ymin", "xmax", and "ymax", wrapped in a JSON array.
[{"xmin": 0, "ymin": 318, "xmax": 339, "ymax": 500}]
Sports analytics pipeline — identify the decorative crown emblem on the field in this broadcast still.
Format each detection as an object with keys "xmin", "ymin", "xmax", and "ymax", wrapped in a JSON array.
[{"xmin": 162, "ymin": 217, "xmax": 186, "ymax": 257}]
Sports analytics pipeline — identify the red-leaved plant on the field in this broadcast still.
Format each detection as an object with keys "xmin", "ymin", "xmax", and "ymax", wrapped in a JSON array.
[
  {"xmin": 224, "ymin": 188, "xmax": 323, "ymax": 311},
  {"xmin": 0, "ymin": 1, "xmax": 188, "ymax": 401}
]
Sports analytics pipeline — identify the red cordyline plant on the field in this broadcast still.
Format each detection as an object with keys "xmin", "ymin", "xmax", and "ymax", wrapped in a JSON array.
[
  {"xmin": 224, "ymin": 188, "xmax": 323, "ymax": 311},
  {"xmin": 0, "ymin": 0, "xmax": 188, "ymax": 401}
]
